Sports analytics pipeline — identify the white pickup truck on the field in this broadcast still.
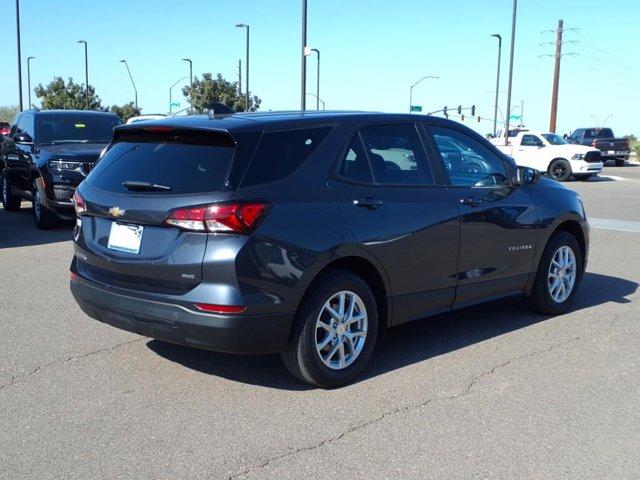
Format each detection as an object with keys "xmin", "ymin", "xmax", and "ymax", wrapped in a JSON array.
[{"xmin": 491, "ymin": 131, "xmax": 603, "ymax": 181}]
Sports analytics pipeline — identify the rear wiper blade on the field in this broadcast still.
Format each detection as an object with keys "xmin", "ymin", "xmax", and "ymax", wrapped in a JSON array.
[{"xmin": 123, "ymin": 181, "xmax": 172, "ymax": 191}]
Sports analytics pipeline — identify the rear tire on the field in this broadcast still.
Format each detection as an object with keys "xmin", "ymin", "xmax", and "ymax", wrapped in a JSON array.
[
  {"xmin": 1, "ymin": 170, "xmax": 22, "ymax": 211},
  {"xmin": 527, "ymin": 231, "xmax": 583, "ymax": 315},
  {"xmin": 281, "ymin": 270, "xmax": 379, "ymax": 388},
  {"xmin": 615, "ymin": 158, "xmax": 626, "ymax": 167},
  {"xmin": 32, "ymin": 179, "xmax": 58, "ymax": 230},
  {"xmin": 548, "ymin": 159, "xmax": 572, "ymax": 182}
]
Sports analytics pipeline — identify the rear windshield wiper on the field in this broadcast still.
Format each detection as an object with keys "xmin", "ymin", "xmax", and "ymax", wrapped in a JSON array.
[{"xmin": 123, "ymin": 181, "xmax": 172, "ymax": 192}]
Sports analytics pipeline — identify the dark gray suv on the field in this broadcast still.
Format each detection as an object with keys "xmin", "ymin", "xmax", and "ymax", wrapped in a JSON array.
[{"xmin": 70, "ymin": 111, "xmax": 589, "ymax": 387}]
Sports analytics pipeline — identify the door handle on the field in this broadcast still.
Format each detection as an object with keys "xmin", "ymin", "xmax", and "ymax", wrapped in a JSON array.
[
  {"xmin": 354, "ymin": 197, "xmax": 383, "ymax": 210},
  {"xmin": 460, "ymin": 196, "xmax": 481, "ymax": 207}
]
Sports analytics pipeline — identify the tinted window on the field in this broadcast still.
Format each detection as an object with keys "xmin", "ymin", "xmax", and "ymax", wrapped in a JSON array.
[
  {"xmin": 336, "ymin": 135, "xmax": 374, "ymax": 184},
  {"xmin": 37, "ymin": 114, "xmax": 122, "ymax": 144},
  {"xmin": 521, "ymin": 134, "xmax": 544, "ymax": 147},
  {"xmin": 542, "ymin": 133, "xmax": 567, "ymax": 145},
  {"xmin": 359, "ymin": 124, "xmax": 434, "ymax": 185},
  {"xmin": 431, "ymin": 126, "xmax": 509, "ymax": 187},
  {"xmin": 89, "ymin": 138, "xmax": 235, "ymax": 195},
  {"xmin": 241, "ymin": 127, "xmax": 331, "ymax": 187}
]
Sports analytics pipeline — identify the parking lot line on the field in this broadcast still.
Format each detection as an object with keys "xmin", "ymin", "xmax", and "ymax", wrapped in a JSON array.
[{"xmin": 589, "ymin": 218, "xmax": 640, "ymax": 233}]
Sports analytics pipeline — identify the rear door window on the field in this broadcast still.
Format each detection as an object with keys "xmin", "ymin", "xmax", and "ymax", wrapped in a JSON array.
[
  {"xmin": 88, "ymin": 133, "xmax": 236, "ymax": 194},
  {"xmin": 358, "ymin": 124, "xmax": 434, "ymax": 186},
  {"xmin": 240, "ymin": 127, "xmax": 331, "ymax": 187}
]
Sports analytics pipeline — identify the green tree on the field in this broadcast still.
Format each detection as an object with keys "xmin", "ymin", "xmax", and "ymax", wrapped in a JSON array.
[
  {"xmin": 182, "ymin": 73, "xmax": 261, "ymax": 113},
  {"xmin": 0, "ymin": 105, "xmax": 19, "ymax": 122},
  {"xmin": 109, "ymin": 102, "xmax": 141, "ymax": 122},
  {"xmin": 34, "ymin": 77, "xmax": 102, "ymax": 110}
]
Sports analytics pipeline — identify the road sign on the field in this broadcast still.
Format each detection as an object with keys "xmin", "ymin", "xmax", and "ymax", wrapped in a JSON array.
[
  {"xmin": 410, "ymin": 105, "xmax": 422, "ymax": 112},
  {"xmin": 509, "ymin": 114, "xmax": 521, "ymax": 121},
  {"xmin": 170, "ymin": 102, "xmax": 180, "ymax": 108}
]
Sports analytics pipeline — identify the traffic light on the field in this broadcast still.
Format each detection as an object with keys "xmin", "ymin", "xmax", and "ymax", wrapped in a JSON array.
[
  {"xmin": 443, "ymin": 106, "xmax": 447, "ymax": 116},
  {"xmin": 457, "ymin": 105, "xmax": 462, "ymax": 115},
  {"xmin": 471, "ymin": 105, "xmax": 476, "ymax": 116},
  {"xmin": 477, "ymin": 116, "xmax": 481, "ymax": 123},
  {"xmin": 461, "ymin": 114, "xmax": 465, "ymax": 121}
]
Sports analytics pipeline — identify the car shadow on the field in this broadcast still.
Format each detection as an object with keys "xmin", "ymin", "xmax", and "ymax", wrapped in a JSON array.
[
  {"xmin": 0, "ymin": 203, "xmax": 73, "ymax": 249},
  {"xmin": 147, "ymin": 271, "xmax": 637, "ymax": 390}
]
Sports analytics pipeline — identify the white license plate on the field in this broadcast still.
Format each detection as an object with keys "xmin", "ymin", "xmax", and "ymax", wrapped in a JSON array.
[
  {"xmin": 607, "ymin": 150, "xmax": 615, "ymax": 155},
  {"xmin": 108, "ymin": 222, "xmax": 143, "ymax": 254}
]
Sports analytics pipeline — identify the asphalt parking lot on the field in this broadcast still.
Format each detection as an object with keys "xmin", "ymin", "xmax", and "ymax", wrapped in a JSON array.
[{"xmin": 1, "ymin": 164, "xmax": 639, "ymax": 480}]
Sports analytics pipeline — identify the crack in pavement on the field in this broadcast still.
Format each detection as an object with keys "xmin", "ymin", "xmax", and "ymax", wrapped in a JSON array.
[
  {"xmin": 226, "ymin": 334, "xmax": 586, "ymax": 480},
  {"xmin": 0, "ymin": 338, "xmax": 145, "ymax": 392}
]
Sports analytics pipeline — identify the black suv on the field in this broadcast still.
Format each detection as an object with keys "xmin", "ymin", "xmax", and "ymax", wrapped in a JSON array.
[
  {"xmin": 1, "ymin": 109, "xmax": 122, "ymax": 228},
  {"xmin": 70, "ymin": 112, "xmax": 588, "ymax": 387}
]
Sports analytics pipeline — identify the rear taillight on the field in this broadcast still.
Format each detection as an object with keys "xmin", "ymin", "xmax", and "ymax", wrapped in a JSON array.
[
  {"xmin": 72, "ymin": 190, "xmax": 86, "ymax": 216},
  {"xmin": 165, "ymin": 202, "xmax": 269, "ymax": 234}
]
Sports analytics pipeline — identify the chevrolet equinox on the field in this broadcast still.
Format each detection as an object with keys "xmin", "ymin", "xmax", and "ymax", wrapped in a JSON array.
[{"xmin": 70, "ymin": 112, "xmax": 588, "ymax": 388}]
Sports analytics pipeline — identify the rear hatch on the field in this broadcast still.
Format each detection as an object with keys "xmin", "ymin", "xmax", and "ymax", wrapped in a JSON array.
[{"xmin": 73, "ymin": 125, "xmax": 258, "ymax": 294}]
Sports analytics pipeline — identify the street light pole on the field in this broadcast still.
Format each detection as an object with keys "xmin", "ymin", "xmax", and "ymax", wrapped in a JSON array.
[
  {"xmin": 490, "ymin": 34, "xmax": 502, "ymax": 137},
  {"xmin": 15, "ymin": 0, "xmax": 23, "ymax": 111},
  {"xmin": 182, "ymin": 58, "xmax": 193, "ymax": 112},
  {"xmin": 77, "ymin": 40, "xmax": 89, "ymax": 109},
  {"xmin": 311, "ymin": 48, "xmax": 320, "ymax": 111},
  {"xmin": 27, "ymin": 56, "xmax": 35, "ymax": 109},
  {"xmin": 119, "ymin": 59, "xmax": 138, "ymax": 111},
  {"xmin": 169, "ymin": 76, "xmax": 189, "ymax": 115},
  {"xmin": 307, "ymin": 93, "xmax": 325, "ymax": 110},
  {"xmin": 301, "ymin": 0, "xmax": 307, "ymax": 111},
  {"xmin": 235, "ymin": 24, "xmax": 250, "ymax": 111},
  {"xmin": 409, "ymin": 75, "xmax": 439, "ymax": 113},
  {"xmin": 504, "ymin": 0, "xmax": 518, "ymax": 145}
]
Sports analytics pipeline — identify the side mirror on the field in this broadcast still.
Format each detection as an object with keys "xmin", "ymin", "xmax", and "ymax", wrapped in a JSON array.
[
  {"xmin": 563, "ymin": 134, "xmax": 568, "ymax": 139},
  {"xmin": 13, "ymin": 132, "xmax": 33, "ymax": 144},
  {"xmin": 515, "ymin": 166, "xmax": 540, "ymax": 186}
]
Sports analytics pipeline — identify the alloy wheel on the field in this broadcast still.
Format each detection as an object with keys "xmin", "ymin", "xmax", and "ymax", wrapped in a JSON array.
[
  {"xmin": 547, "ymin": 245, "xmax": 576, "ymax": 303},
  {"xmin": 315, "ymin": 291, "xmax": 368, "ymax": 370}
]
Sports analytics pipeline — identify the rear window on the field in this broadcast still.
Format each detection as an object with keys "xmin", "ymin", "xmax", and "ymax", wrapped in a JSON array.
[
  {"xmin": 240, "ymin": 127, "xmax": 331, "ymax": 187},
  {"xmin": 88, "ymin": 133, "xmax": 235, "ymax": 194},
  {"xmin": 584, "ymin": 128, "xmax": 614, "ymax": 139}
]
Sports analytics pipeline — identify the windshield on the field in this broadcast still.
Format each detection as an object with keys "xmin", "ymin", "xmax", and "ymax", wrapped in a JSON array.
[
  {"xmin": 542, "ymin": 133, "xmax": 568, "ymax": 145},
  {"xmin": 37, "ymin": 114, "xmax": 122, "ymax": 144}
]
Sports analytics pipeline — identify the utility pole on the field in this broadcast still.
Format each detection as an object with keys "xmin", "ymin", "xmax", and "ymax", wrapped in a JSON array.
[
  {"xmin": 490, "ymin": 34, "xmax": 502, "ymax": 137},
  {"xmin": 301, "ymin": 0, "xmax": 307, "ymax": 111},
  {"xmin": 549, "ymin": 19, "xmax": 563, "ymax": 133},
  {"xmin": 16, "ymin": 0, "xmax": 23, "ymax": 111},
  {"xmin": 504, "ymin": 0, "xmax": 518, "ymax": 145}
]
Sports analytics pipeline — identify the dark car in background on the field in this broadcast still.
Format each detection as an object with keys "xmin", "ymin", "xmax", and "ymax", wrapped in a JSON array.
[
  {"xmin": 1, "ymin": 109, "xmax": 122, "ymax": 228},
  {"xmin": 567, "ymin": 128, "xmax": 631, "ymax": 166},
  {"xmin": 69, "ymin": 111, "xmax": 588, "ymax": 387}
]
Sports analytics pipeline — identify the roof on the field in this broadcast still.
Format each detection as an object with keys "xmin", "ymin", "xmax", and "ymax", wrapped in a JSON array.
[
  {"xmin": 23, "ymin": 109, "xmax": 120, "ymax": 117},
  {"xmin": 116, "ymin": 110, "xmax": 447, "ymax": 133}
]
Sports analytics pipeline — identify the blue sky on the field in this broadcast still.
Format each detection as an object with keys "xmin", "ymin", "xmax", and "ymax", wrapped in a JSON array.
[{"xmin": 1, "ymin": 0, "xmax": 638, "ymax": 136}]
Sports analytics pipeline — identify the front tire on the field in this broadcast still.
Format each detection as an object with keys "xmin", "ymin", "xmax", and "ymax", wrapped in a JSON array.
[
  {"xmin": 548, "ymin": 159, "xmax": 572, "ymax": 182},
  {"xmin": 1, "ymin": 170, "xmax": 22, "ymax": 211},
  {"xmin": 281, "ymin": 270, "xmax": 379, "ymax": 388},
  {"xmin": 527, "ymin": 231, "xmax": 583, "ymax": 315},
  {"xmin": 32, "ymin": 179, "xmax": 58, "ymax": 229}
]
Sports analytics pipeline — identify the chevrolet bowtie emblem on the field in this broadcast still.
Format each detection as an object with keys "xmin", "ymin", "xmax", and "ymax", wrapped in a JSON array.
[{"xmin": 108, "ymin": 207, "xmax": 125, "ymax": 218}]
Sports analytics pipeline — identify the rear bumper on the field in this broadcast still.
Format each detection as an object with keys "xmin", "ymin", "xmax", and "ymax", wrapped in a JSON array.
[
  {"xmin": 600, "ymin": 150, "xmax": 630, "ymax": 160},
  {"xmin": 70, "ymin": 274, "xmax": 295, "ymax": 354}
]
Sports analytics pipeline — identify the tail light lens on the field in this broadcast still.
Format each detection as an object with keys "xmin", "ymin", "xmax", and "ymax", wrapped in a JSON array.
[
  {"xmin": 165, "ymin": 202, "xmax": 269, "ymax": 234},
  {"xmin": 72, "ymin": 190, "xmax": 86, "ymax": 216}
]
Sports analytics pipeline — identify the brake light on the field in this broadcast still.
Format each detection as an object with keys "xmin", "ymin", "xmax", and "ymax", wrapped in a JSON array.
[
  {"xmin": 165, "ymin": 202, "xmax": 269, "ymax": 233},
  {"xmin": 72, "ymin": 190, "xmax": 86, "ymax": 216},
  {"xmin": 141, "ymin": 126, "xmax": 174, "ymax": 133},
  {"xmin": 194, "ymin": 303, "xmax": 246, "ymax": 314}
]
